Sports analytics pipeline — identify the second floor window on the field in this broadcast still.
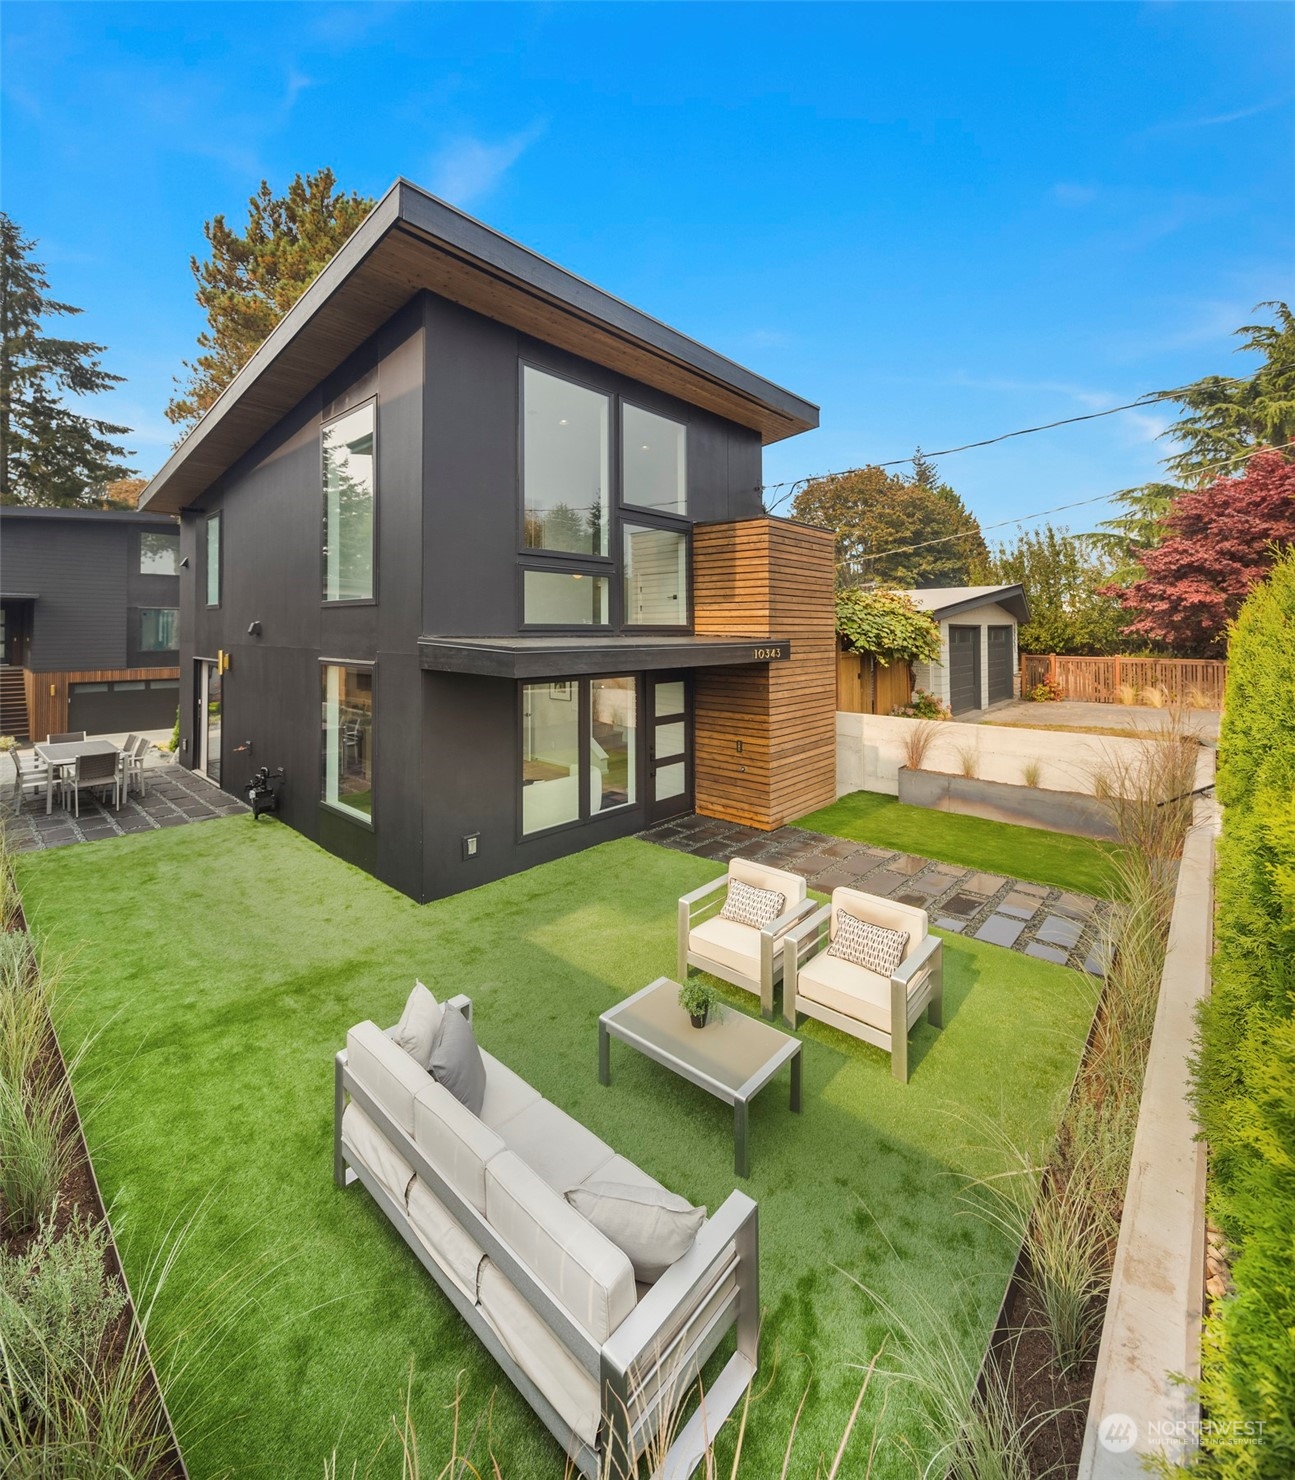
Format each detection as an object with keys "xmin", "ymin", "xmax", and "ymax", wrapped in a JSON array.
[
  {"xmin": 140, "ymin": 531, "xmax": 179, "ymax": 575},
  {"xmin": 139, "ymin": 608, "xmax": 179, "ymax": 652},
  {"xmin": 623, "ymin": 404, "xmax": 686, "ymax": 516},
  {"xmin": 206, "ymin": 513, "xmax": 221, "ymax": 606},
  {"xmin": 323, "ymin": 402, "xmax": 375, "ymax": 602},
  {"xmin": 523, "ymin": 367, "xmax": 609, "ymax": 557}
]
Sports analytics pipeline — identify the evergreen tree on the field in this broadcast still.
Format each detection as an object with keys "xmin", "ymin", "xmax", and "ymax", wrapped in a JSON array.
[
  {"xmin": 983, "ymin": 523, "xmax": 1129, "ymax": 655},
  {"xmin": 0, "ymin": 213, "xmax": 136, "ymax": 507},
  {"xmin": 167, "ymin": 169, "xmax": 375, "ymax": 429}
]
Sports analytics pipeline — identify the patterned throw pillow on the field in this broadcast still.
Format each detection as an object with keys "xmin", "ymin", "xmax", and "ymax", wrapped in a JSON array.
[
  {"xmin": 719, "ymin": 877, "xmax": 787, "ymax": 930},
  {"xmin": 828, "ymin": 911, "xmax": 909, "ymax": 977}
]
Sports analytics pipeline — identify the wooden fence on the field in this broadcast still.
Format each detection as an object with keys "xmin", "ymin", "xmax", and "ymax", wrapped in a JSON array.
[
  {"xmin": 1020, "ymin": 654, "xmax": 1227, "ymax": 707},
  {"xmin": 836, "ymin": 645, "xmax": 914, "ymax": 714}
]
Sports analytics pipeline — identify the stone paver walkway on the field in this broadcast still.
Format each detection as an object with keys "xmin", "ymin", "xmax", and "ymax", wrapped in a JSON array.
[
  {"xmin": 640, "ymin": 813, "xmax": 1112, "ymax": 975},
  {"xmin": 4, "ymin": 758, "xmax": 246, "ymax": 851}
]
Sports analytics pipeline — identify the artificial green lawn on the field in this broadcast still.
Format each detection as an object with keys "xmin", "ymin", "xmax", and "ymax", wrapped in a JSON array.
[
  {"xmin": 796, "ymin": 789, "xmax": 1121, "ymax": 898},
  {"xmin": 16, "ymin": 820, "xmax": 1093, "ymax": 1479}
]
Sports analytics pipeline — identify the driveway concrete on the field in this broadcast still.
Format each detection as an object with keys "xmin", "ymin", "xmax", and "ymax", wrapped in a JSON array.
[{"xmin": 976, "ymin": 700, "xmax": 1219, "ymax": 742}]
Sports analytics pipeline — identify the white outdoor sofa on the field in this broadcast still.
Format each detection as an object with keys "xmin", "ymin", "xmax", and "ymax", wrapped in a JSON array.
[
  {"xmin": 677, "ymin": 859, "xmax": 814, "ymax": 1020},
  {"xmin": 334, "ymin": 995, "xmax": 759, "ymax": 1479},
  {"xmin": 784, "ymin": 889, "xmax": 944, "ymax": 1082}
]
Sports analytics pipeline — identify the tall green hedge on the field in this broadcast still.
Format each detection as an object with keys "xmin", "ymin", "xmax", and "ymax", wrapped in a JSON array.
[{"xmin": 1191, "ymin": 549, "xmax": 1295, "ymax": 1478}]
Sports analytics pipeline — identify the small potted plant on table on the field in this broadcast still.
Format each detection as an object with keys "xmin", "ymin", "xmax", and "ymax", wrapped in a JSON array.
[{"xmin": 678, "ymin": 978, "xmax": 721, "ymax": 1030}]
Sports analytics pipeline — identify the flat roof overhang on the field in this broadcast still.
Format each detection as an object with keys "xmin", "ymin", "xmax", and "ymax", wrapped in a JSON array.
[
  {"xmin": 418, "ymin": 634, "xmax": 792, "ymax": 680},
  {"xmin": 140, "ymin": 180, "xmax": 819, "ymax": 516}
]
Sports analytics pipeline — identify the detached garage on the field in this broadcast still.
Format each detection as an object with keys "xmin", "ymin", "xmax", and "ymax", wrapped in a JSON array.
[{"xmin": 898, "ymin": 584, "xmax": 1030, "ymax": 717}]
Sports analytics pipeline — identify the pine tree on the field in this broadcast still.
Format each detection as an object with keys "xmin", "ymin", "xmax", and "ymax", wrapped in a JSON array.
[
  {"xmin": 167, "ymin": 169, "xmax": 375, "ymax": 430},
  {"xmin": 0, "ymin": 214, "xmax": 136, "ymax": 507}
]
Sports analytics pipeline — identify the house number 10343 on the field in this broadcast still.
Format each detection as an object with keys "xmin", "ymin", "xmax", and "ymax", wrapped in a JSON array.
[{"xmin": 753, "ymin": 646, "xmax": 783, "ymax": 659}]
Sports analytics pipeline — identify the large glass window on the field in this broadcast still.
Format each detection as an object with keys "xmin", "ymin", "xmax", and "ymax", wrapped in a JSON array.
[
  {"xmin": 322, "ymin": 403, "xmax": 376, "ymax": 602},
  {"xmin": 523, "ymin": 570, "xmax": 609, "ymax": 626},
  {"xmin": 523, "ymin": 368, "xmax": 609, "ymax": 557},
  {"xmin": 522, "ymin": 682, "xmax": 581, "ymax": 834},
  {"xmin": 322, "ymin": 665, "xmax": 374, "ymax": 821},
  {"xmin": 138, "ymin": 608, "xmax": 179, "ymax": 652},
  {"xmin": 140, "ymin": 531, "xmax": 179, "ymax": 575},
  {"xmin": 590, "ymin": 677, "xmax": 636, "ymax": 813},
  {"xmin": 206, "ymin": 513, "xmax": 221, "ymax": 607},
  {"xmin": 623, "ymin": 525, "xmax": 688, "ymax": 627},
  {"xmin": 623, "ymin": 404, "xmax": 686, "ymax": 516}
]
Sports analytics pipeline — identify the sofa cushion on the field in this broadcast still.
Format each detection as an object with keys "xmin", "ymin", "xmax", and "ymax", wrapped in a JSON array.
[
  {"xmin": 687, "ymin": 916, "xmax": 762, "ymax": 983},
  {"xmin": 828, "ymin": 912, "xmax": 908, "ymax": 977},
  {"xmin": 566, "ymin": 1182, "xmax": 706, "ymax": 1284},
  {"xmin": 495, "ymin": 1098, "xmax": 616, "ymax": 1192},
  {"xmin": 829, "ymin": 889, "xmax": 927, "ymax": 960},
  {"xmin": 340, "ymin": 1102, "xmax": 415, "ymax": 1206},
  {"xmin": 719, "ymin": 877, "xmax": 785, "ymax": 930},
  {"xmin": 347, "ymin": 1020, "xmax": 432, "ymax": 1135},
  {"xmin": 391, "ymin": 981, "xmax": 442, "ymax": 1067},
  {"xmin": 796, "ymin": 951, "xmax": 895, "ymax": 1033},
  {"xmin": 582, "ymin": 1154, "xmax": 667, "ymax": 1197},
  {"xmin": 478, "ymin": 1051, "xmax": 542, "ymax": 1132},
  {"xmin": 430, "ymin": 1006, "xmax": 486, "ymax": 1116},
  {"xmin": 477, "ymin": 1260, "xmax": 600, "ymax": 1448},
  {"xmin": 484, "ymin": 1150, "xmax": 636, "ymax": 1344},
  {"xmin": 413, "ymin": 1080, "xmax": 506, "ymax": 1215},
  {"xmin": 407, "ymin": 1177, "xmax": 486, "ymax": 1301}
]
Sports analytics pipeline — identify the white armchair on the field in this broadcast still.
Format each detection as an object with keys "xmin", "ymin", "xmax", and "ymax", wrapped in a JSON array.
[
  {"xmin": 785, "ymin": 888, "xmax": 943, "ymax": 1082},
  {"xmin": 677, "ymin": 859, "xmax": 814, "ymax": 1019}
]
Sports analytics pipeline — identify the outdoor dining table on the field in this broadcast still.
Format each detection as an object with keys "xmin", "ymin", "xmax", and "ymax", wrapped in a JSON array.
[{"xmin": 32, "ymin": 739, "xmax": 121, "ymax": 815}]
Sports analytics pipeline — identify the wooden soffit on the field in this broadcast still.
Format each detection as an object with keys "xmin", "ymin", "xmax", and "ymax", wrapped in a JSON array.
[{"xmin": 140, "ymin": 181, "xmax": 819, "ymax": 515}]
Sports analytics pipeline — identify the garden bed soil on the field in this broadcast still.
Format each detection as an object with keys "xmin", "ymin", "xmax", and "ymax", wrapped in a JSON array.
[{"xmin": 3, "ymin": 906, "xmax": 186, "ymax": 1480}]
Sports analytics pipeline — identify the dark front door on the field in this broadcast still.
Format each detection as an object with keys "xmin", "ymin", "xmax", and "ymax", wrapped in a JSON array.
[
  {"xmin": 948, "ymin": 626, "xmax": 982, "ymax": 715},
  {"xmin": 987, "ymin": 626, "xmax": 1015, "ymax": 705},
  {"xmin": 647, "ymin": 672, "xmax": 691, "ymax": 822}
]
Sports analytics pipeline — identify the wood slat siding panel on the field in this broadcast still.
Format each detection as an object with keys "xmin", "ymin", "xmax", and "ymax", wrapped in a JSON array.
[
  {"xmin": 1020, "ymin": 654, "xmax": 1227, "ymax": 706},
  {"xmin": 691, "ymin": 519, "xmax": 835, "ymax": 829},
  {"xmin": 24, "ymin": 667, "xmax": 180, "ymax": 745}
]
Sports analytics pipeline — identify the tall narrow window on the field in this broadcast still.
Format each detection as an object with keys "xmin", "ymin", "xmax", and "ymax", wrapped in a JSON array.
[
  {"xmin": 590, "ymin": 676, "xmax": 636, "ymax": 812},
  {"xmin": 521, "ymin": 681, "xmax": 580, "ymax": 835},
  {"xmin": 624, "ymin": 525, "xmax": 688, "ymax": 626},
  {"xmin": 322, "ymin": 403, "xmax": 376, "ymax": 602},
  {"xmin": 206, "ymin": 513, "xmax": 221, "ymax": 607},
  {"xmin": 523, "ymin": 368, "xmax": 609, "ymax": 557},
  {"xmin": 322, "ymin": 665, "xmax": 374, "ymax": 820},
  {"xmin": 623, "ymin": 404, "xmax": 686, "ymax": 515}
]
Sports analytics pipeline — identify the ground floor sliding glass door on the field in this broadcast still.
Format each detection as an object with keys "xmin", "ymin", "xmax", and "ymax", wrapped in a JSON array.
[
  {"xmin": 196, "ymin": 658, "xmax": 222, "ymax": 785},
  {"xmin": 520, "ymin": 674, "xmax": 642, "ymax": 838}
]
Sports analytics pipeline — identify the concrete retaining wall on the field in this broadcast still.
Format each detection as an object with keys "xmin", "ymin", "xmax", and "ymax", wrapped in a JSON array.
[
  {"xmin": 837, "ymin": 710, "xmax": 1205, "ymax": 799},
  {"xmin": 896, "ymin": 766, "xmax": 1119, "ymax": 839},
  {"xmin": 1077, "ymin": 782, "xmax": 1218, "ymax": 1476}
]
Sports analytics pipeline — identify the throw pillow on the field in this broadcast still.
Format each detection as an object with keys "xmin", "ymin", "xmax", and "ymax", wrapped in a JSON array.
[
  {"xmin": 391, "ymin": 981, "xmax": 442, "ymax": 1069},
  {"xmin": 565, "ymin": 1181, "xmax": 707, "ymax": 1284},
  {"xmin": 828, "ymin": 912, "xmax": 909, "ymax": 977},
  {"xmin": 720, "ymin": 877, "xmax": 786, "ymax": 931},
  {"xmin": 429, "ymin": 1007, "xmax": 487, "ymax": 1116}
]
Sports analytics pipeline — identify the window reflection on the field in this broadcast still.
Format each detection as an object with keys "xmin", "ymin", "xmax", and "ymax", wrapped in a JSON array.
[
  {"xmin": 623, "ymin": 404, "xmax": 686, "ymax": 516},
  {"xmin": 523, "ymin": 368, "xmax": 609, "ymax": 557},
  {"xmin": 624, "ymin": 525, "xmax": 687, "ymax": 626},
  {"xmin": 591, "ymin": 677, "xmax": 636, "ymax": 812}
]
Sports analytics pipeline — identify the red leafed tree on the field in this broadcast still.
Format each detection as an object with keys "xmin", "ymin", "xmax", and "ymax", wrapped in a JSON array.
[{"xmin": 1104, "ymin": 451, "xmax": 1295, "ymax": 655}]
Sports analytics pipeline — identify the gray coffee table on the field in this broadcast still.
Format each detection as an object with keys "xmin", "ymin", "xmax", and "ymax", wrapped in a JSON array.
[{"xmin": 598, "ymin": 976, "xmax": 802, "ymax": 1177}]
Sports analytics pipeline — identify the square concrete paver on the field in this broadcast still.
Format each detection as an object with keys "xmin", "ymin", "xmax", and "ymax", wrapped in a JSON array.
[
  {"xmin": 1054, "ymin": 892, "xmax": 1097, "ymax": 921},
  {"xmin": 892, "ymin": 854, "xmax": 929, "ymax": 877},
  {"xmin": 975, "ymin": 914, "xmax": 1026, "ymax": 948},
  {"xmin": 937, "ymin": 891, "xmax": 983, "ymax": 917},
  {"xmin": 934, "ymin": 916, "xmax": 966, "ymax": 932},
  {"xmin": 1026, "ymin": 942, "xmax": 1070, "ymax": 965},
  {"xmin": 1035, "ymin": 914, "xmax": 1084, "ymax": 950},
  {"xmin": 965, "ymin": 873, "xmax": 1007, "ymax": 896},
  {"xmin": 997, "ymin": 890, "xmax": 1044, "ymax": 920},
  {"xmin": 808, "ymin": 868, "xmax": 865, "ymax": 891},
  {"xmin": 855, "ymin": 871, "xmax": 906, "ymax": 897}
]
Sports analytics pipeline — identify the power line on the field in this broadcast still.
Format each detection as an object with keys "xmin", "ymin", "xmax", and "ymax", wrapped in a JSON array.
[
  {"xmin": 848, "ymin": 439, "xmax": 1295, "ymax": 564},
  {"xmin": 761, "ymin": 374, "xmax": 1256, "ymax": 510}
]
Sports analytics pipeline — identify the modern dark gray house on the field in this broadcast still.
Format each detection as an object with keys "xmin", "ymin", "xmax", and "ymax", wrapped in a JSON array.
[
  {"xmin": 139, "ymin": 179, "xmax": 836, "ymax": 903},
  {"xmin": 0, "ymin": 506, "xmax": 181, "ymax": 741}
]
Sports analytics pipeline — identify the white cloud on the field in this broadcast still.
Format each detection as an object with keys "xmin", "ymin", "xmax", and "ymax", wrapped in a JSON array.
[
  {"xmin": 1140, "ymin": 97, "xmax": 1290, "ymax": 135},
  {"xmin": 1051, "ymin": 182, "xmax": 1098, "ymax": 207},
  {"xmin": 430, "ymin": 122, "xmax": 545, "ymax": 207}
]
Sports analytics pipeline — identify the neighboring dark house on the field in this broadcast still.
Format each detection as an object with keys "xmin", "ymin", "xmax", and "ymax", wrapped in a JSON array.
[
  {"xmin": 139, "ymin": 179, "xmax": 833, "ymax": 903},
  {"xmin": 0, "ymin": 507, "xmax": 181, "ymax": 740}
]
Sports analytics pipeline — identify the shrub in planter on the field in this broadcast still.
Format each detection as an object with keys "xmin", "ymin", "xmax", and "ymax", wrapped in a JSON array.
[
  {"xmin": 1025, "ymin": 678, "xmax": 1065, "ymax": 702},
  {"xmin": 891, "ymin": 689, "xmax": 951, "ymax": 720}
]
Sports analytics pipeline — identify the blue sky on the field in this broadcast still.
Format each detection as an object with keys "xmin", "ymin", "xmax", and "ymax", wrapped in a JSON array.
[{"xmin": 3, "ymin": 1, "xmax": 1292, "ymax": 537}]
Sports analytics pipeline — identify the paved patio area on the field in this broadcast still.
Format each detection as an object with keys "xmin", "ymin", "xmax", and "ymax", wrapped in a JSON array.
[
  {"xmin": 976, "ymin": 699, "xmax": 1220, "ymax": 740},
  {"xmin": 3, "ymin": 752, "xmax": 246, "ymax": 851},
  {"xmin": 641, "ymin": 813, "xmax": 1114, "ymax": 975}
]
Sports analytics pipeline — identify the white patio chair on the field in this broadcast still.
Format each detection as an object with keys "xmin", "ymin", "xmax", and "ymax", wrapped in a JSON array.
[
  {"xmin": 677, "ymin": 858, "xmax": 814, "ymax": 1019},
  {"xmin": 785, "ymin": 888, "xmax": 943, "ymax": 1083},
  {"xmin": 59, "ymin": 751, "xmax": 120, "ymax": 817},
  {"xmin": 118, "ymin": 734, "xmax": 150, "ymax": 799},
  {"xmin": 11, "ymin": 747, "xmax": 52, "ymax": 815}
]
